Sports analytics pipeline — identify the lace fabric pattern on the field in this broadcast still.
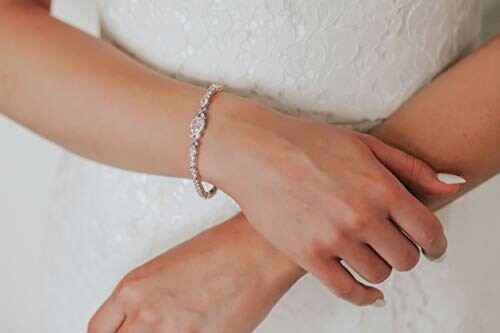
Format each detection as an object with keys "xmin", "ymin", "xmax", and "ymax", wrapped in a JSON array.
[
  {"xmin": 98, "ymin": 0, "xmax": 482, "ymax": 125},
  {"xmin": 42, "ymin": 1, "xmax": 495, "ymax": 332}
]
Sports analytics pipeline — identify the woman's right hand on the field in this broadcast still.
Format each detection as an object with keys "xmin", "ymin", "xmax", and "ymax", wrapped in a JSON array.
[
  {"xmin": 88, "ymin": 213, "xmax": 303, "ymax": 333},
  {"xmin": 201, "ymin": 99, "xmax": 461, "ymax": 306}
]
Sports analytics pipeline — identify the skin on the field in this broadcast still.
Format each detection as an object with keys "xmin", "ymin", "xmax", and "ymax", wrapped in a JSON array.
[
  {"xmin": 1, "ymin": 1, "xmax": 498, "ymax": 332},
  {"xmin": 1, "ymin": 0, "xmax": 456, "ymax": 306},
  {"xmin": 89, "ymin": 214, "xmax": 302, "ymax": 333},
  {"xmin": 209, "ymin": 112, "xmax": 455, "ymax": 299},
  {"xmin": 90, "ymin": 35, "xmax": 500, "ymax": 333}
]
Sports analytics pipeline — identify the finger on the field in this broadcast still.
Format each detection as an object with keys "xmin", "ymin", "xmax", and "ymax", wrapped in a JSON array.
[
  {"xmin": 116, "ymin": 318, "xmax": 144, "ymax": 333},
  {"xmin": 367, "ymin": 218, "xmax": 421, "ymax": 271},
  {"xmin": 117, "ymin": 311, "xmax": 162, "ymax": 333},
  {"xmin": 88, "ymin": 296, "xmax": 126, "ymax": 333},
  {"xmin": 359, "ymin": 134, "xmax": 461, "ymax": 196},
  {"xmin": 390, "ymin": 192, "xmax": 447, "ymax": 261},
  {"xmin": 339, "ymin": 243, "xmax": 392, "ymax": 284},
  {"xmin": 312, "ymin": 258, "xmax": 384, "ymax": 306},
  {"xmin": 363, "ymin": 145, "xmax": 448, "ymax": 262}
]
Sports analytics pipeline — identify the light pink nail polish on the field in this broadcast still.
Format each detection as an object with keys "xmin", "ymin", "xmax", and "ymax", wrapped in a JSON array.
[{"xmin": 437, "ymin": 173, "xmax": 466, "ymax": 185}]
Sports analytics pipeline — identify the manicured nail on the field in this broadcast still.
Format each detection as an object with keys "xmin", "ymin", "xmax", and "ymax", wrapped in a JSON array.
[
  {"xmin": 437, "ymin": 173, "xmax": 466, "ymax": 184},
  {"xmin": 430, "ymin": 252, "xmax": 447, "ymax": 263},
  {"xmin": 423, "ymin": 249, "xmax": 446, "ymax": 263},
  {"xmin": 372, "ymin": 299, "xmax": 386, "ymax": 307}
]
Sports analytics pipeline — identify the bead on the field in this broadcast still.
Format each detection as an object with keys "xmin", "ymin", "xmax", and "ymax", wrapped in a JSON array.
[{"xmin": 189, "ymin": 84, "xmax": 224, "ymax": 199}]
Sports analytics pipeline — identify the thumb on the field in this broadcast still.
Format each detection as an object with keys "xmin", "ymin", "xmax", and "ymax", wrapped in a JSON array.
[{"xmin": 358, "ymin": 134, "xmax": 465, "ymax": 196}]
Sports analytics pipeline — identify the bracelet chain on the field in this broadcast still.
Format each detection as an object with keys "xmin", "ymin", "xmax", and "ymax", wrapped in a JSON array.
[{"xmin": 189, "ymin": 83, "xmax": 223, "ymax": 199}]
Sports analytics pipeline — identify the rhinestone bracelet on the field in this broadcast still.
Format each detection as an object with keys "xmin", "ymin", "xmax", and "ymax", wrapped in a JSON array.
[{"xmin": 189, "ymin": 83, "xmax": 223, "ymax": 199}]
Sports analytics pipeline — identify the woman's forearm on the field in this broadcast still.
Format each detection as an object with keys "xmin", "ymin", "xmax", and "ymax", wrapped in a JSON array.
[
  {"xmin": 4, "ymin": 4, "xmax": 457, "ymax": 309},
  {"xmin": 372, "ymin": 35, "xmax": 500, "ymax": 210},
  {"xmin": 0, "ymin": 1, "xmax": 254, "ymax": 180}
]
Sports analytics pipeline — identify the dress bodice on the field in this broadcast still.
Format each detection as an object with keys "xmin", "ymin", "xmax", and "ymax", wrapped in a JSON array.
[{"xmin": 98, "ymin": 0, "xmax": 482, "ymax": 126}]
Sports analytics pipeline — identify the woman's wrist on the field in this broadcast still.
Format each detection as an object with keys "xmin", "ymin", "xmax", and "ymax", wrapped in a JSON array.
[
  {"xmin": 188, "ymin": 92, "xmax": 307, "ymax": 291},
  {"xmin": 210, "ymin": 213, "xmax": 306, "ymax": 293},
  {"xmin": 197, "ymin": 92, "xmax": 277, "ymax": 188}
]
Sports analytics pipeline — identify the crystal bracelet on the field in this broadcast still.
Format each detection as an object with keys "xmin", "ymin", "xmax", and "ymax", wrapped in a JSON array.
[{"xmin": 189, "ymin": 83, "xmax": 223, "ymax": 199}]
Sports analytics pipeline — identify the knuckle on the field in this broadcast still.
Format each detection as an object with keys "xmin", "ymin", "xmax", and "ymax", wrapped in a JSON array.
[
  {"xmin": 115, "ymin": 271, "xmax": 144, "ymax": 303},
  {"xmin": 327, "ymin": 229, "xmax": 350, "ymax": 250},
  {"xmin": 364, "ymin": 176, "xmax": 403, "ymax": 204},
  {"xmin": 335, "ymin": 198, "xmax": 371, "ymax": 233},
  {"xmin": 375, "ymin": 183, "xmax": 400, "ymax": 203},
  {"xmin": 347, "ymin": 214, "xmax": 366, "ymax": 232},
  {"xmin": 384, "ymin": 187, "xmax": 403, "ymax": 204},
  {"xmin": 136, "ymin": 303, "xmax": 162, "ymax": 324},
  {"xmin": 343, "ymin": 209, "xmax": 373, "ymax": 234},
  {"xmin": 363, "ymin": 177, "xmax": 399, "ymax": 204},
  {"xmin": 337, "ymin": 204, "xmax": 360, "ymax": 225},
  {"xmin": 304, "ymin": 240, "xmax": 328, "ymax": 264}
]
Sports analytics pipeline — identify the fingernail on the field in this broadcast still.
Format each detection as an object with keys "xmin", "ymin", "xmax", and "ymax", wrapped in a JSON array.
[
  {"xmin": 371, "ymin": 299, "xmax": 386, "ymax": 307},
  {"xmin": 430, "ymin": 252, "xmax": 447, "ymax": 263},
  {"xmin": 424, "ymin": 249, "xmax": 447, "ymax": 263},
  {"xmin": 437, "ymin": 173, "xmax": 466, "ymax": 184}
]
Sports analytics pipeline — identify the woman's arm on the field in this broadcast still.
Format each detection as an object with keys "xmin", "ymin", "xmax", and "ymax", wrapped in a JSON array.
[
  {"xmin": 371, "ymin": 35, "xmax": 500, "ymax": 210},
  {"xmin": 0, "ymin": 0, "xmax": 239, "ymax": 178},
  {"xmin": 89, "ymin": 214, "xmax": 303, "ymax": 333},
  {"xmin": 89, "ymin": 36, "xmax": 500, "ymax": 332},
  {"xmin": 2, "ymin": 1, "xmax": 453, "ymax": 307}
]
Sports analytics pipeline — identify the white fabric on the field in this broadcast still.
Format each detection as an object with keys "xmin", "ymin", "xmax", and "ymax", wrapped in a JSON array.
[{"xmin": 43, "ymin": 1, "xmax": 499, "ymax": 332}]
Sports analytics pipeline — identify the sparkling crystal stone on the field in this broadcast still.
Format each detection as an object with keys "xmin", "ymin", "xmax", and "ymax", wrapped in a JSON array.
[
  {"xmin": 190, "ymin": 115, "xmax": 206, "ymax": 137},
  {"xmin": 200, "ymin": 97, "xmax": 209, "ymax": 107},
  {"xmin": 189, "ymin": 146, "xmax": 197, "ymax": 156}
]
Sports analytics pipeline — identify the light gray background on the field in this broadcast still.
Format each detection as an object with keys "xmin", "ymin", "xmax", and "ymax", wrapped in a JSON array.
[{"xmin": 0, "ymin": 1, "xmax": 498, "ymax": 332}]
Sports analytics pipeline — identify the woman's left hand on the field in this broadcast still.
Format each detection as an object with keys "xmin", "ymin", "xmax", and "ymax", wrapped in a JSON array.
[{"xmin": 88, "ymin": 213, "xmax": 303, "ymax": 333}]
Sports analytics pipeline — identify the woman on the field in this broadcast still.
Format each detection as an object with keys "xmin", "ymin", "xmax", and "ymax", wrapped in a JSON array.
[{"xmin": 1, "ymin": 0, "xmax": 498, "ymax": 332}]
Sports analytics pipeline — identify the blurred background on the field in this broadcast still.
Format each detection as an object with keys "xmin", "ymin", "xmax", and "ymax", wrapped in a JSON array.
[{"xmin": 0, "ymin": 0, "xmax": 498, "ymax": 332}]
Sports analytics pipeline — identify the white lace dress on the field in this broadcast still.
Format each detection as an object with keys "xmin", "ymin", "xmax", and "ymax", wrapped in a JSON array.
[{"xmin": 43, "ymin": 1, "xmax": 500, "ymax": 332}]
